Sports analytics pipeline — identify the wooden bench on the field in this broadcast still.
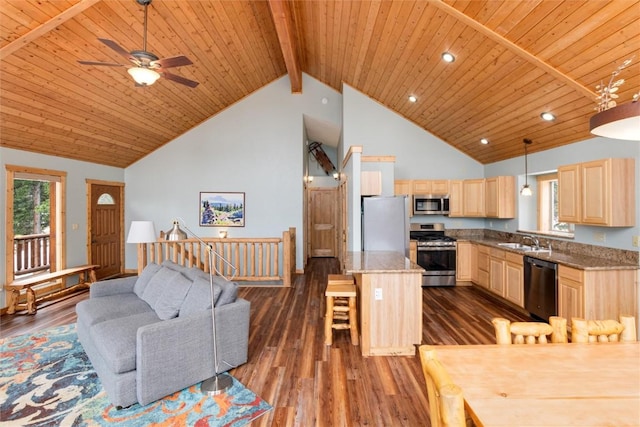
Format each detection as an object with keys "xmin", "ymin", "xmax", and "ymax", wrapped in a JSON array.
[{"xmin": 5, "ymin": 264, "xmax": 98, "ymax": 315}]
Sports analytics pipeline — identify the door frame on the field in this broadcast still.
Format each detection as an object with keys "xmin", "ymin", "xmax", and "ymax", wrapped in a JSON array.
[{"xmin": 86, "ymin": 179, "xmax": 125, "ymax": 277}]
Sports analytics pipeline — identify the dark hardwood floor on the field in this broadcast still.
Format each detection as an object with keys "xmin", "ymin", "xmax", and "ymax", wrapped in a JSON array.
[{"xmin": 1, "ymin": 257, "xmax": 532, "ymax": 426}]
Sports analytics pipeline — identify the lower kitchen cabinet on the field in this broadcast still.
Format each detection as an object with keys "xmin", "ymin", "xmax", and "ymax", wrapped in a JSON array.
[
  {"xmin": 489, "ymin": 248, "xmax": 506, "ymax": 296},
  {"xmin": 476, "ymin": 245, "xmax": 490, "ymax": 289},
  {"xmin": 558, "ymin": 265, "xmax": 637, "ymax": 333},
  {"xmin": 456, "ymin": 241, "xmax": 473, "ymax": 282},
  {"xmin": 504, "ymin": 252, "xmax": 524, "ymax": 307}
]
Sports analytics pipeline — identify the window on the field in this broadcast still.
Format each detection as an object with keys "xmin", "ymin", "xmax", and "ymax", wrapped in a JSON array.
[{"xmin": 537, "ymin": 173, "xmax": 574, "ymax": 237}]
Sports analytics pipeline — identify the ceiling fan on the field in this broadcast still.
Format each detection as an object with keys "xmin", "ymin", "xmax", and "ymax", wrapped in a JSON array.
[{"xmin": 78, "ymin": 0, "xmax": 199, "ymax": 88}]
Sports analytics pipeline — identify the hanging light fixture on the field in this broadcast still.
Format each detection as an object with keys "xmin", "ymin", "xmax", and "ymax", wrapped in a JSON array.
[
  {"xmin": 589, "ymin": 58, "xmax": 640, "ymax": 141},
  {"xmin": 520, "ymin": 139, "xmax": 533, "ymax": 196}
]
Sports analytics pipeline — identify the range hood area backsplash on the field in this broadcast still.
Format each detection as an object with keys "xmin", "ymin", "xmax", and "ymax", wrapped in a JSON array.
[{"xmin": 447, "ymin": 228, "xmax": 639, "ymax": 266}]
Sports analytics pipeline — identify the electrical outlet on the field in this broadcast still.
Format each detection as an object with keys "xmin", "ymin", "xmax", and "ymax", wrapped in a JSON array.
[
  {"xmin": 72, "ymin": 223, "xmax": 79, "ymax": 230},
  {"xmin": 594, "ymin": 232, "xmax": 606, "ymax": 242},
  {"xmin": 489, "ymin": 221, "xmax": 493, "ymax": 227},
  {"xmin": 504, "ymin": 223, "xmax": 509, "ymax": 230},
  {"xmin": 374, "ymin": 288, "xmax": 383, "ymax": 300},
  {"xmin": 633, "ymin": 236, "xmax": 639, "ymax": 247}
]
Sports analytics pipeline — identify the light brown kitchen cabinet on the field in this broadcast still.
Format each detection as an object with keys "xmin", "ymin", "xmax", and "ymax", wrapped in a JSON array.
[
  {"xmin": 394, "ymin": 180, "xmax": 413, "ymax": 197},
  {"xmin": 489, "ymin": 248, "xmax": 506, "ymax": 297},
  {"xmin": 462, "ymin": 179, "xmax": 485, "ymax": 217},
  {"xmin": 412, "ymin": 179, "xmax": 449, "ymax": 195},
  {"xmin": 456, "ymin": 241, "xmax": 472, "ymax": 282},
  {"xmin": 558, "ymin": 158, "xmax": 635, "ymax": 226},
  {"xmin": 558, "ymin": 265, "xmax": 637, "ymax": 335},
  {"xmin": 504, "ymin": 252, "xmax": 524, "ymax": 307},
  {"xmin": 557, "ymin": 164, "xmax": 581, "ymax": 224},
  {"xmin": 476, "ymin": 245, "xmax": 490, "ymax": 289},
  {"xmin": 361, "ymin": 171, "xmax": 382, "ymax": 196},
  {"xmin": 409, "ymin": 240, "xmax": 417, "ymax": 264},
  {"xmin": 485, "ymin": 176, "xmax": 515, "ymax": 218},
  {"xmin": 448, "ymin": 180, "xmax": 463, "ymax": 217}
]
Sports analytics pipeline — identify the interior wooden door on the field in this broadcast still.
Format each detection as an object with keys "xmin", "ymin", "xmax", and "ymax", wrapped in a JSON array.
[
  {"xmin": 309, "ymin": 188, "xmax": 338, "ymax": 257},
  {"xmin": 90, "ymin": 183, "xmax": 123, "ymax": 280}
]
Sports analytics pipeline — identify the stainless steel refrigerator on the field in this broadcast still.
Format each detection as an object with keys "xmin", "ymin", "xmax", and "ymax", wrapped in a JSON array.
[{"xmin": 362, "ymin": 196, "xmax": 410, "ymax": 256}]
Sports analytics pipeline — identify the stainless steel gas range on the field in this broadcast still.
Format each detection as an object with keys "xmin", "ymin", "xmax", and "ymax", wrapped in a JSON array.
[{"xmin": 409, "ymin": 223, "xmax": 456, "ymax": 287}]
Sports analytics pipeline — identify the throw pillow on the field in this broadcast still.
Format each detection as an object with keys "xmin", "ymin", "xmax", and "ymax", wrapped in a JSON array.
[
  {"xmin": 141, "ymin": 266, "xmax": 180, "ymax": 309},
  {"xmin": 133, "ymin": 263, "xmax": 161, "ymax": 298},
  {"xmin": 154, "ymin": 272, "xmax": 193, "ymax": 320},
  {"xmin": 179, "ymin": 275, "xmax": 222, "ymax": 317},
  {"xmin": 214, "ymin": 276, "xmax": 238, "ymax": 306}
]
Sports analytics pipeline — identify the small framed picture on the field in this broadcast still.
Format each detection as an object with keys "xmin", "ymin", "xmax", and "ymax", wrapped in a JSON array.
[{"xmin": 199, "ymin": 192, "xmax": 245, "ymax": 227}]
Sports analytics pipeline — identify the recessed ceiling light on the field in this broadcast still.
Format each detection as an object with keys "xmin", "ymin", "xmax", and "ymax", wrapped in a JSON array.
[
  {"xmin": 408, "ymin": 95, "xmax": 417, "ymax": 103},
  {"xmin": 480, "ymin": 138, "xmax": 489, "ymax": 145},
  {"xmin": 441, "ymin": 52, "xmax": 455, "ymax": 63},
  {"xmin": 540, "ymin": 112, "xmax": 556, "ymax": 121}
]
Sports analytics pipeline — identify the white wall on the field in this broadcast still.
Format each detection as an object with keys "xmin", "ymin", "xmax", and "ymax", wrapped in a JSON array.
[
  {"xmin": 0, "ymin": 147, "xmax": 124, "ymax": 306},
  {"xmin": 124, "ymin": 74, "xmax": 342, "ymax": 270},
  {"xmin": 485, "ymin": 137, "xmax": 640, "ymax": 251}
]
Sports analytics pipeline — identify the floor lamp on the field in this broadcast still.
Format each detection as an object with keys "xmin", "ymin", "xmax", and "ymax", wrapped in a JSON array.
[
  {"xmin": 126, "ymin": 221, "xmax": 157, "ymax": 272},
  {"xmin": 165, "ymin": 218, "xmax": 237, "ymax": 395}
]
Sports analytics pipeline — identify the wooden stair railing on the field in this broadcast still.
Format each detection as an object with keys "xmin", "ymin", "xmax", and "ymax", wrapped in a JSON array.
[{"xmin": 137, "ymin": 227, "xmax": 296, "ymax": 287}]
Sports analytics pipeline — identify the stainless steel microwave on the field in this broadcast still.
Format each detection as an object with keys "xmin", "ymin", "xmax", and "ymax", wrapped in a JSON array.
[{"xmin": 413, "ymin": 195, "xmax": 450, "ymax": 215}]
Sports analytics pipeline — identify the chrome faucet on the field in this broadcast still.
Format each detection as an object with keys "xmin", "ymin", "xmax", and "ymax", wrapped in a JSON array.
[{"xmin": 522, "ymin": 235, "xmax": 540, "ymax": 249}]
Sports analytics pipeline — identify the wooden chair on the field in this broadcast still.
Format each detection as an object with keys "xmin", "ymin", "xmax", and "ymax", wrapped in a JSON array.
[
  {"xmin": 419, "ymin": 345, "xmax": 467, "ymax": 427},
  {"xmin": 571, "ymin": 315, "xmax": 637, "ymax": 343},
  {"xmin": 492, "ymin": 316, "xmax": 568, "ymax": 344}
]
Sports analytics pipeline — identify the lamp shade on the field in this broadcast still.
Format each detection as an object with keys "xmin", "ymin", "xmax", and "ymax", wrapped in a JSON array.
[
  {"xmin": 590, "ymin": 102, "xmax": 640, "ymax": 141},
  {"xmin": 165, "ymin": 221, "xmax": 188, "ymax": 240},
  {"xmin": 127, "ymin": 221, "xmax": 157, "ymax": 243},
  {"xmin": 127, "ymin": 67, "xmax": 161, "ymax": 86}
]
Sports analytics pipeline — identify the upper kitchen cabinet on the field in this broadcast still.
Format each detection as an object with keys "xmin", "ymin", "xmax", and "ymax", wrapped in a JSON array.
[
  {"xmin": 412, "ymin": 180, "xmax": 449, "ymax": 195},
  {"xmin": 462, "ymin": 179, "xmax": 485, "ymax": 217},
  {"xmin": 448, "ymin": 180, "xmax": 463, "ymax": 217},
  {"xmin": 394, "ymin": 180, "xmax": 412, "ymax": 197},
  {"xmin": 361, "ymin": 171, "xmax": 383, "ymax": 196},
  {"xmin": 485, "ymin": 176, "xmax": 515, "ymax": 218},
  {"xmin": 558, "ymin": 158, "xmax": 635, "ymax": 227}
]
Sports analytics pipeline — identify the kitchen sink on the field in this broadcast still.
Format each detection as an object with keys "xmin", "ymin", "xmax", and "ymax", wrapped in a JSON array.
[
  {"xmin": 497, "ymin": 242, "xmax": 534, "ymax": 250},
  {"xmin": 497, "ymin": 242, "xmax": 552, "ymax": 253}
]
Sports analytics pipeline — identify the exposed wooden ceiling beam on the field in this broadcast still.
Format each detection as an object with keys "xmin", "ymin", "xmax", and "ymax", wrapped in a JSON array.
[
  {"xmin": 0, "ymin": 0, "xmax": 102, "ymax": 61},
  {"xmin": 267, "ymin": 0, "xmax": 302, "ymax": 93},
  {"xmin": 431, "ymin": 0, "xmax": 596, "ymax": 99}
]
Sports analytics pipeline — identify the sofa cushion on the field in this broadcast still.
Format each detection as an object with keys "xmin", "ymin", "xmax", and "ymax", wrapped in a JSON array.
[
  {"xmin": 162, "ymin": 260, "xmax": 190, "ymax": 276},
  {"xmin": 214, "ymin": 276, "xmax": 238, "ymax": 307},
  {"xmin": 90, "ymin": 311, "xmax": 161, "ymax": 374},
  {"xmin": 133, "ymin": 263, "xmax": 162, "ymax": 298},
  {"xmin": 141, "ymin": 266, "xmax": 180, "ymax": 309},
  {"xmin": 179, "ymin": 275, "xmax": 221, "ymax": 317},
  {"xmin": 77, "ymin": 294, "xmax": 153, "ymax": 327},
  {"xmin": 154, "ymin": 271, "xmax": 193, "ymax": 320}
]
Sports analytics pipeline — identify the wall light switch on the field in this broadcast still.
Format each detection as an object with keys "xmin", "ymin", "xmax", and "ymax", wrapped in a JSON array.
[
  {"xmin": 633, "ymin": 236, "xmax": 639, "ymax": 247},
  {"xmin": 72, "ymin": 223, "xmax": 79, "ymax": 230},
  {"xmin": 374, "ymin": 288, "xmax": 383, "ymax": 300}
]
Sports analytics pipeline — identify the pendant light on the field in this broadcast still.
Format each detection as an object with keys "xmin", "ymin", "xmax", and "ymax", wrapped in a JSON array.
[{"xmin": 520, "ymin": 139, "xmax": 533, "ymax": 196}]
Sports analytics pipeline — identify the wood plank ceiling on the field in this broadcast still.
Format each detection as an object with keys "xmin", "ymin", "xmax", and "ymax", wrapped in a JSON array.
[{"xmin": 1, "ymin": 0, "xmax": 638, "ymax": 168}]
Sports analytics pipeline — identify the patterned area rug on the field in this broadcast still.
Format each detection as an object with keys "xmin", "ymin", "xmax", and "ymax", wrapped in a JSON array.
[{"xmin": 0, "ymin": 324, "xmax": 271, "ymax": 426}]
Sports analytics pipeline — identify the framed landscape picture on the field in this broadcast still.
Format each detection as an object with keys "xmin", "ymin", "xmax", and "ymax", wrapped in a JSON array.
[{"xmin": 199, "ymin": 192, "xmax": 245, "ymax": 227}]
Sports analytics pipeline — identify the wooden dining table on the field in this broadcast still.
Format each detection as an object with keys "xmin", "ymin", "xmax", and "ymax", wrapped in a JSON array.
[{"xmin": 432, "ymin": 342, "xmax": 640, "ymax": 427}]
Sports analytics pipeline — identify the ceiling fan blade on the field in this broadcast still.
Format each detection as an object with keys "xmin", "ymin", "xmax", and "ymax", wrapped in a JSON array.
[
  {"xmin": 161, "ymin": 72, "xmax": 199, "ymax": 88},
  {"xmin": 97, "ymin": 38, "xmax": 133, "ymax": 60},
  {"xmin": 152, "ymin": 55, "xmax": 193, "ymax": 69},
  {"xmin": 78, "ymin": 60, "xmax": 123, "ymax": 67}
]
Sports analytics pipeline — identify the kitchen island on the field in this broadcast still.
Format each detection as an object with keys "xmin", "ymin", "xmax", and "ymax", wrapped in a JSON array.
[{"xmin": 345, "ymin": 251, "xmax": 425, "ymax": 356}]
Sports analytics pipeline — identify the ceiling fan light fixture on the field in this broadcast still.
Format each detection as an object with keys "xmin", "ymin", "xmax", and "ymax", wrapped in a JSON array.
[{"xmin": 128, "ymin": 67, "xmax": 160, "ymax": 86}]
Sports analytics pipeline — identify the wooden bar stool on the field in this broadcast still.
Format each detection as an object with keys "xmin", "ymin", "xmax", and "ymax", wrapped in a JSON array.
[{"xmin": 324, "ymin": 275, "xmax": 359, "ymax": 346}]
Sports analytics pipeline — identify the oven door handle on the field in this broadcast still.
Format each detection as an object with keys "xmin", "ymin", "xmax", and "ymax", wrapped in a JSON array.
[{"xmin": 417, "ymin": 246, "xmax": 456, "ymax": 251}]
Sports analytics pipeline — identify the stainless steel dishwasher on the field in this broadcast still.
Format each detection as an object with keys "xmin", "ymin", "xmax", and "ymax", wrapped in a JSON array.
[{"xmin": 524, "ymin": 256, "xmax": 558, "ymax": 321}]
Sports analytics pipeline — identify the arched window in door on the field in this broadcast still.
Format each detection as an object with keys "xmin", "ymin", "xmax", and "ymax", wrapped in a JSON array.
[{"xmin": 97, "ymin": 193, "xmax": 115, "ymax": 205}]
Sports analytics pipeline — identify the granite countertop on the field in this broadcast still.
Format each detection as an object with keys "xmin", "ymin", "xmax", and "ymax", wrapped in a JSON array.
[
  {"xmin": 345, "ymin": 251, "xmax": 425, "ymax": 274},
  {"xmin": 463, "ymin": 237, "xmax": 639, "ymax": 271}
]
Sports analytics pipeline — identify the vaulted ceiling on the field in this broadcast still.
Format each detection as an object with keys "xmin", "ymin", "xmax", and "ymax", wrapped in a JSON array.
[{"xmin": 1, "ymin": 0, "xmax": 638, "ymax": 168}]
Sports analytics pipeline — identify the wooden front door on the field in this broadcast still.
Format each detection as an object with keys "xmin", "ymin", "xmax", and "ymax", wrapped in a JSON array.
[
  {"xmin": 309, "ymin": 188, "xmax": 338, "ymax": 257},
  {"xmin": 89, "ymin": 182, "xmax": 123, "ymax": 280}
]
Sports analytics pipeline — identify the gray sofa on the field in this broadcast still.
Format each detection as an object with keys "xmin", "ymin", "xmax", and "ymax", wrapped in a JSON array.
[{"xmin": 76, "ymin": 260, "xmax": 250, "ymax": 407}]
